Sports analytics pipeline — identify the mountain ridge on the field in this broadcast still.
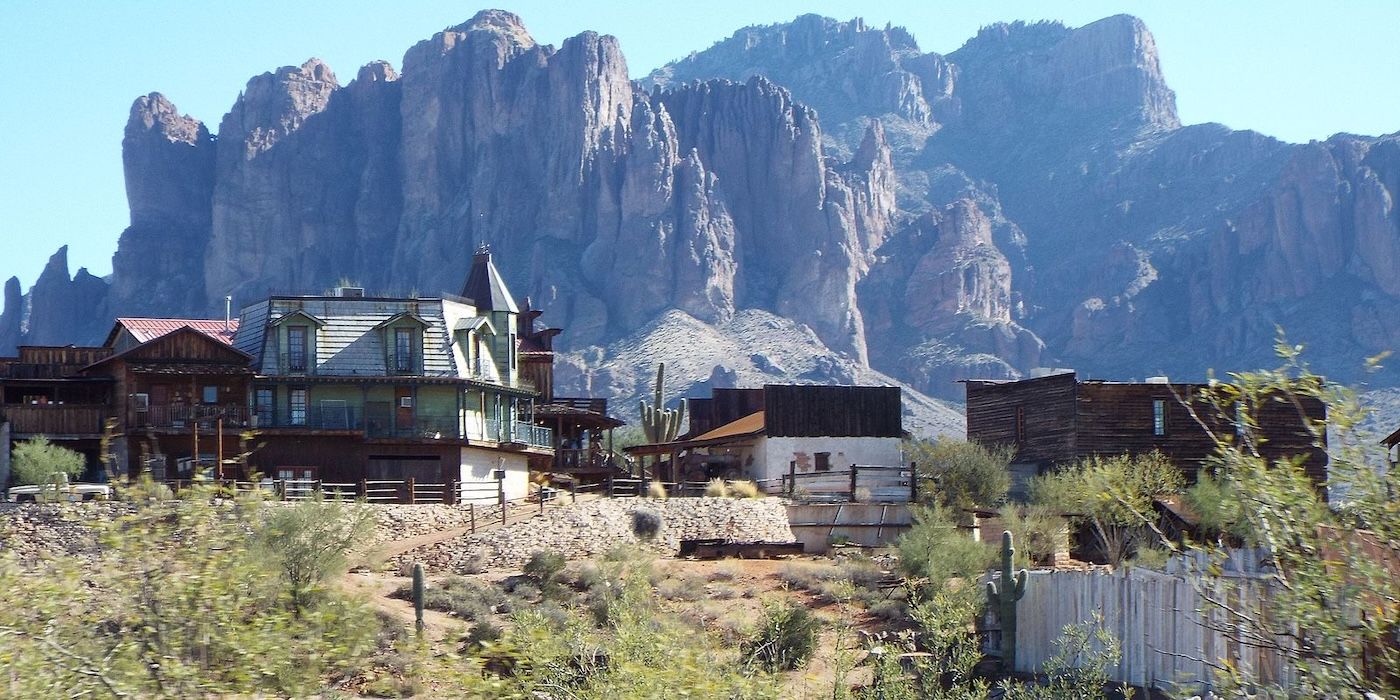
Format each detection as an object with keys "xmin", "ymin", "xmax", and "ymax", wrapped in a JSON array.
[{"xmin": 2, "ymin": 9, "xmax": 1397, "ymax": 416}]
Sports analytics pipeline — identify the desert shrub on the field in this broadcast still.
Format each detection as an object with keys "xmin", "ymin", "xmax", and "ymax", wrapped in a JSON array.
[
  {"xmin": 1127, "ymin": 546, "xmax": 1169, "ymax": 571},
  {"xmin": 254, "ymin": 495, "xmax": 377, "ymax": 615},
  {"xmin": 742, "ymin": 601, "xmax": 818, "ymax": 672},
  {"xmin": 464, "ymin": 620, "xmax": 502, "ymax": 650},
  {"xmin": 907, "ymin": 438, "xmax": 1012, "ymax": 511},
  {"xmin": 394, "ymin": 575, "xmax": 505, "ymax": 620},
  {"xmin": 704, "ymin": 478, "xmax": 729, "ymax": 497},
  {"xmin": 896, "ymin": 504, "xmax": 995, "ymax": 587},
  {"xmin": 523, "ymin": 551, "xmax": 567, "ymax": 598},
  {"xmin": 707, "ymin": 564, "xmax": 738, "ymax": 582},
  {"xmin": 563, "ymin": 561, "xmax": 608, "ymax": 592},
  {"xmin": 10, "ymin": 435, "xmax": 85, "ymax": 487},
  {"xmin": 998, "ymin": 505, "xmax": 1067, "ymax": 567},
  {"xmin": 1031, "ymin": 450, "xmax": 1183, "ymax": 565},
  {"xmin": 631, "ymin": 507, "xmax": 662, "ymax": 540},
  {"xmin": 728, "ymin": 480, "xmax": 761, "ymax": 498},
  {"xmin": 0, "ymin": 487, "xmax": 375, "ymax": 697},
  {"xmin": 647, "ymin": 481, "xmax": 668, "ymax": 499},
  {"xmin": 656, "ymin": 573, "xmax": 706, "ymax": 601}
]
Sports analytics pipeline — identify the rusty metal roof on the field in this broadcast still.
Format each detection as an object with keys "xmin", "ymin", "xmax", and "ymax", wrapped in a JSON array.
[{"xmin": 114, "ymin": 318, "xmax": 238, "ymax": 346}]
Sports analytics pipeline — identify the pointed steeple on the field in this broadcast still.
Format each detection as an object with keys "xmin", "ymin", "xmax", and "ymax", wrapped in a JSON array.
[{"xmin": 460, "ymin": 244, "xmax": 519, "ymax": 313}]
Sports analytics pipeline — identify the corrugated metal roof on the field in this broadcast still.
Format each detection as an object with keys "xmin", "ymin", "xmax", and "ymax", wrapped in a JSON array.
[{"xmin": 115, "ymin": 318, "xmax": 238, "ymax": 346}]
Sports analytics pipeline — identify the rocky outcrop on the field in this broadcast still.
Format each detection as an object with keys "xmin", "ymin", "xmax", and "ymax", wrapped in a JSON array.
[
  {"xmin": 0, "ymin": 277, "xmax": 21, "ymax": 354},
  {"xmin": 21, "ymin": 248, "xmax": 109, "ymax": 347},
  {"xmin": 108, "ymin": 93, "xmax": 216, "ymax": 316}
]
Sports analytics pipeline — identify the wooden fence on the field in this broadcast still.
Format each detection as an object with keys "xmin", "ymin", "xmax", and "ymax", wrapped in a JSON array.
[
  {"xmin": 757, "ymin": 464, "xmax": 917, "ymax": 503},
  {"xmin": 990, "ymin": 567, "xmax": 1294, "ymax": 692}
]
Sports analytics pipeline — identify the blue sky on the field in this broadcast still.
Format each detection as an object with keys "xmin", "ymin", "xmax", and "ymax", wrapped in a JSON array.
[{"xmin": 1, "ymin": 1, "xmax": 1397, "ymax": 290}]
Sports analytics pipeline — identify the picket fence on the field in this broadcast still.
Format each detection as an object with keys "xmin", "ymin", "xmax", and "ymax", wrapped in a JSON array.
[{"xmin": 994, "ymin": 567, "xmax": 1295, "ymax": 692}]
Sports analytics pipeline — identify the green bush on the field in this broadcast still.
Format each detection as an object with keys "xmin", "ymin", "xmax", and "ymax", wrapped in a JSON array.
[
  {"xmin": 896, "ymin": 504, "xmax": 995, "ymax": 587},
  {"xmin": 742, "ymin": 601, "xmax": 819, "ymax": 672},
  {"xmin": 253, "ymin": 496, "xmax": 376, "ymax": 615},
  {"xmin": 10, "ymin": 435, "xmax": 85, "ymax": 487},
  {"xmin": 907, "ymin": 438, "xmax": 1012, "ymax": 511}
]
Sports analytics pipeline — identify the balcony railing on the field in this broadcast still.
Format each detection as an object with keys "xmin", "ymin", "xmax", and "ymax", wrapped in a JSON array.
[
  {"xmin": 481, "ymin": 418, "xmax": 551, "ymax": 447},
  {"xmin": 1, "ymin": 404, "xmax": 107, "ymax": 435},
  {"xmin": 278, "ymin": 352, "xmax": 312, "ymax": 375},
  {"xmin": 254, "ymin": 405, "xmax": 363, "ymax": 431},
  {"xmin": 132, "ymin": 404, "xmax": 249, "ymax": 430},
  {"xmin": 366, "ymin": 412, "xmax": 461, "ymax": 440}
]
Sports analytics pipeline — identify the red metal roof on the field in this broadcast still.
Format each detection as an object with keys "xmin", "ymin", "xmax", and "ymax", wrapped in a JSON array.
[{"xmin": 115, "ymin": 318, "xmax": 238, "ymax": 346}]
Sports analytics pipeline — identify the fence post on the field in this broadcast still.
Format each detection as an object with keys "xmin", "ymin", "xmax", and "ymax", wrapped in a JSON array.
[
  {"xmin": 849, "ymin": 464, "xmax": 859, "ymax": 502},
  {"xmin": 570, "ymin": 481, "xmax": 576, "ymax": 504},
  {"xmin": 606, "ymin": 476, "xmax": 614, "ymax": 499},
  {"xmin": 446, "ymin": 479, "xmax": 456, "ymax": 505},
  {"xmin": 538, "ymin": 482, "xmax": 545, "ymax": 514},
  {"xmin": 359, "ymin": 478, "xmax": 367, "ymax": 500},
  {"xmin": 497, "ymin": 472, "xmax": 506, "ymax": 525},
  {"xmin": 787, "ymin": 460, "xmax": 797, "ymax": 498},
  {"xmin": 407, "ymin": 477, "xmax": 416, "ymax": 505},
  {"xmin": 278, "ymin": 479, "xmax": 287, "ymax": 501},
  {"xmin": 469, "ymin": 502, "xmax": 476, "ymax": 533},
  {"xmin": 909, "ymin": 462, "xmax": 918, "ymax": 503}
]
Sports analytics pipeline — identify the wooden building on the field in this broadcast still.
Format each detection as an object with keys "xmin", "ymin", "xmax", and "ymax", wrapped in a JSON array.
[
  {"xmin": 83, "ymin": 321, "xmax": 254, "ymax": 480},
  {"xmin": 963, "ymin": 372, "xmax": 1328, "ymax": 494},
  {"xmin": 229, "ymin": 250, "xmax": 551, "ymax": 500},
  {"xmin": 0, "ymin": 346, "xmax": 115, "ymax": 484},
  {"xmin": 633, "ymin": 384, "xmax": 905, "ymax": 484},
  {"xmin": 515, "ymin": 298, "xmax": 624, "ymax": 481}
]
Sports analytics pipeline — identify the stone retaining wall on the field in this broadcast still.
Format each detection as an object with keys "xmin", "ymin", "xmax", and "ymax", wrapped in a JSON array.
[
  {"xmin": 0, "ymin": 501, "xmax": 484, "ymax": 562},
  {"xmin": 398, "ymin": 497, "xmax": 796, "ymax": 573}
]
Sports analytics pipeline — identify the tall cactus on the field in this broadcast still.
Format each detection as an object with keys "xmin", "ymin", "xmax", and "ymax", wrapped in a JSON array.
[
  {"xmin": 986, "ymin": 530, "xmax": 1027, "ymax": 673},
  {"xmin": 412, "ymin": 562, "xmax": 426, "ymax": 637},
  {"xmin": 639, "ymin": 363, "xmax": 686, "ymax": 443}
]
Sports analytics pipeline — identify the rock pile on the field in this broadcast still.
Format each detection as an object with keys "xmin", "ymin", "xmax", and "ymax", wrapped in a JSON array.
[
  {"xmin": 0, "ymin": 502, "xmax": 134, "ymax": 562},
  {"xmin": 397, "ymin": 497, "xmax": 796, "ymax": 573}
]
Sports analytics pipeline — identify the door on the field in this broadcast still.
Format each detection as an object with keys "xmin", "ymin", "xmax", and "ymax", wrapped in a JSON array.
[{"xmin": 394, "ymin": 386, "xmax": 413, "ymax": 436}]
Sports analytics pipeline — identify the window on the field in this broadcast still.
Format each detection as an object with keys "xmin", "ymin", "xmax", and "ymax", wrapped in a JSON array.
[
  {"xmin": 132, "ymin": 393, "xmax": 150, "ymax": 410},
  {"xmin": 394, "ymin": 327, "xmax": 414, "ymax": 373},
  {"xmin": 1014, "ymin": 406, "xmax": 1026, "ymax": 444},
  {"xmin": 289, "ymin": 388, "xmax": 307, "ymax": 426},
  {"xmin": 201, "ymin": 385, "xmax": 218, "ymax": 405},
  {"xmin": 1153, "ymin": 399, "xmax": 1167, "ymax": 436},
  {"xmin": 254, "ymin": 387, "xmax": 274, "ymax": 424},
  {"xmin": 287, "ymin": 326, "xmax": 308, "ymax": 373},
  {"xmin": 815, "ymin": 452, "xmax": 831, "ymax": 472}
]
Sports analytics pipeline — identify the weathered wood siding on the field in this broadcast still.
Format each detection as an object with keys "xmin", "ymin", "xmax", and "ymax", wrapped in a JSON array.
[
  {"xmin": 964, "ymin": 373, "xmax": 1078, "ymax": 464},
  {"xmin": 1002, "ymin": 568, "xmax": 1294, "ymax": 691},
  {"xmin": 686, "ymin": 388, "xmax": 764, "ymax": 438},
  {"xmin": 764, "ymin": 385, "xmax": 901, "ymax": 438},
  {"xmin": 1076, "ymin": 382, "xmax": 1219, "ymax": 479}
]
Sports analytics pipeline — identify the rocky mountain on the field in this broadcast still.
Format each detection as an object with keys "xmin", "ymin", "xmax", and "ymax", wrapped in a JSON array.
[
  {"xmin": 652, "ymin": 13, "xmax": 1400, "ymax": 392},
  {"xmin": 3, "ymin": 10, "xmax": 1398, "ymax": 422}
]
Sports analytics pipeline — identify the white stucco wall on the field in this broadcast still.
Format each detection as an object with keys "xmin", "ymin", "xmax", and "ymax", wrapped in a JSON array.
[
  {"xmin": 754, "ymin": 436, "xmax": 904, "ymax": 483},
  {"xmin": 458, "ymin": 447, "xmax": 530, "ymax": 503}
]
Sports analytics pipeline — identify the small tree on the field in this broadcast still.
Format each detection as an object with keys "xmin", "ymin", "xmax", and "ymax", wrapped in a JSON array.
[
  {"xmin": 253, "ymin": 496, "xmax": 376, "ymax": 616},
  {"xmin": 10, "ymin": 435, "xmax": 85, "ymax": 487},
  {"xmin": 1031, "ymin": 451, "xmax": 1182, "ymax": 565},
  {"xmin": 908, "ymin": 439, "xmax": 1012, "ymax": 512}
]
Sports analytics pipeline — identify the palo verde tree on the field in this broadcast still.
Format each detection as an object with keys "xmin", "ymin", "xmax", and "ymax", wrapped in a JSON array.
[
  {"xmin": 10, "ymin": 435, "xmax": 86, "ymax": 487},
  {"xmin": 1030, "ymin": 450, "xmax": 1182, "ymax": 565}
]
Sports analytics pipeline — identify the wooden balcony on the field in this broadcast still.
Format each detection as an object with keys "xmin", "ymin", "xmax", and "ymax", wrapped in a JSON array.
[
  {"xmin": 131, "ymin": 404, "xmax": 250, "ymax": 430},
  {"xmin": 1, "ymin": 404, "xmax": 108, "ymax": 436}
]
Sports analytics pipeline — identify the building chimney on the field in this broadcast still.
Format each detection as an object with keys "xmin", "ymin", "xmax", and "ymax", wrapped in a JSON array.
[{"xmin": 224, "ymin": 296, "xmax": 232, "ymax": 333}]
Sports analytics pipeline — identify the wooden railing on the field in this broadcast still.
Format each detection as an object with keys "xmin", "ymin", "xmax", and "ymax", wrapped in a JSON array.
[
  {"xmin": 1, "ymin": 404, "xmax": 108, "ymax": 435},
  {"xmin": 132, "ymin": 404, "xmax": 250, "ymax": 429}
]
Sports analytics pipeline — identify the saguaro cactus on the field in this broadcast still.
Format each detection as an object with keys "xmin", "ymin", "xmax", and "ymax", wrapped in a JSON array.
[
  {"xmin": 639, "ymin": 363, "xmax": 686, "ymax": 443},
  {"xmin": 986, "ymin": 530, "xmax": 1027, "ymax": 673},
  {"xmin": 412, "ymin": 562, "xmax": 426, "ymax": 637}
]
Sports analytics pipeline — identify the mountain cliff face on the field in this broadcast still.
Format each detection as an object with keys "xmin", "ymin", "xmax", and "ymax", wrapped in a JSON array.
[{"xmin": 4, "ymin": 9, "xmax": 1398, "ymax": 411}]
